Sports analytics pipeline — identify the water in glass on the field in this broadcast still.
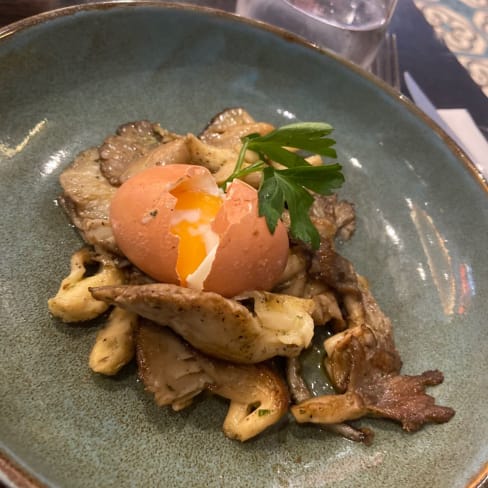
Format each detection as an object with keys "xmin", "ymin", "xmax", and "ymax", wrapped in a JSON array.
[{"xmin": 236, "ymin": 0, "xmax": 398, "ymax": 68}]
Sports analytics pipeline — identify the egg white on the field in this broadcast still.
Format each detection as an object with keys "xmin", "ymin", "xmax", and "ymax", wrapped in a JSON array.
[{"xmin": 169, "ymin": 174, "xmax": 223, "ymax": 291}]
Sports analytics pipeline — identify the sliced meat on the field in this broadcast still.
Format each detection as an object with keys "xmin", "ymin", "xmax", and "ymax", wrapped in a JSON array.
[
  {"xmin": 90, "ymin": 284, "xmax": 315, "ymax": 364},
  {"xmin": 58, "ymin": 148, "xmax": 118, "ymax": 254},
  {"xmin": 136, "ymin": 320, "xmax": 289, "ymax": 441}
]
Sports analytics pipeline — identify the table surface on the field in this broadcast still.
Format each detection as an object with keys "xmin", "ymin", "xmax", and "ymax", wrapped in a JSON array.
[{"xmin": 0, "ymin": 0, "xmax": 487, "ymax": 139}]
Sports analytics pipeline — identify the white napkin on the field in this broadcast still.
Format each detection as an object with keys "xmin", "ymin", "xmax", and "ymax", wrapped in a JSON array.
[{"xmin": 437, "ymin": 108, "xmax": 488, "ymax": 179}]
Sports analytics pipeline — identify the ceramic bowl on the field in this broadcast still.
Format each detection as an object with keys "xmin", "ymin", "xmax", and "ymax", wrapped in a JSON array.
[{"xmin": 0, "ymin": 3, "xmax": 487, "ymax": 487}]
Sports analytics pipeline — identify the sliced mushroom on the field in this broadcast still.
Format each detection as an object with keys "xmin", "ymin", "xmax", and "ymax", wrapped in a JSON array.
[
  {"xmin": 98, "ymin": 120, "xmax": 177, "ymax": 186},
  {"xmin": 187, "ymin": 133, "xmax": 239, "ymax": 176},
  {"xmin": 136, "ymin": 320, "xmax": 289, "ymax": 441},
  {"xmin": 136, "ymin": 321, "xmax": 213, "ymax": 411},
  {"xmin": 200, "ymin": 122, "xmax": 274, "ymax": 149},
  {"xmin": 58, "ymin": 148, "xmax": 118, "ymax": 254},
  {"xmin": 119, "ymin": 137, "xmax": 191, "ymax": 184},
  {"xmin": 204, "ymin": 358, "xmax": 289, "ymax": 442},
  {"xmin": 291, "ymin": 254, "xmax": 455, "ymax": 432},
  {"xmin": 89, "ymin": 306, "xmax": 138, "ymax": 375},
  {"xmin": 48, "ymin": 248, "xmax": 124, "ymax": 322},
  {"xmin": 90, "ymin": 284, "xmax": 315, "ymax": 364},
  {"xmin": 199, "ymin": 107, "xmax": 257, "ymax": 140},
  {"xmin": 274, "ymin": 248, "xmax": 345, "ymax": 330},
  {"xmin": 286, "ymin": 357, "xmax": 373, "ymax": 444},
  {"xmin": 187, "ymin": 134, "xmax": 263, "ymax": 187}
]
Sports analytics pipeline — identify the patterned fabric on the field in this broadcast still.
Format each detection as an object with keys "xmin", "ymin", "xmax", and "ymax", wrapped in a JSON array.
[{"xmin": 414, "ymin": 0, "xmax": 488, "ymax": 96}]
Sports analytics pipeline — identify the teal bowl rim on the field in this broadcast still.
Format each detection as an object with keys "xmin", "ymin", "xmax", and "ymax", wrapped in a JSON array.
[
  {"xmin": 0, "ymin": 2, "xmax": 487, "ymax": 487},
  {"xmin": 0, "ymin": 1, "xmax": 486, "ymax": 192}
]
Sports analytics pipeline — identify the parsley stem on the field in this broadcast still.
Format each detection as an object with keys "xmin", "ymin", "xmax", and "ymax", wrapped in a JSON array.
[
  {"xmin": 218, "ymin": 122, "xmax": 344, "ymax": 250},
  {"xmin": 220, "ymin": 138, "xmax": 250, "ymax": 189}
]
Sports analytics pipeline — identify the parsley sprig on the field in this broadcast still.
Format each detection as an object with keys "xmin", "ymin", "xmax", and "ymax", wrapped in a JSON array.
[{"xmin": 222, "ymin": 122, "xmax": 344, "ymax": 250}]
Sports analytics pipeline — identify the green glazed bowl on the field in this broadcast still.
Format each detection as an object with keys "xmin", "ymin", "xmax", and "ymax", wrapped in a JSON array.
[{"xmin": 0, "ymin": 2, "xmax": 486, "ymax": 487}]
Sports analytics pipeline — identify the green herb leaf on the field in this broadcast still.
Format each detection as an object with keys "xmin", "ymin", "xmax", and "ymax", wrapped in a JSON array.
[
  {"xmin": 249, "ymin": 143, "xmax": 312, "ymax": 169},
  {"xmin": 258, "ymin": 167, "xmax": 285, "ymax": 235},
  {"xmin": 248, "ymin": 122, "xmax": 336, "ymax": 156},
  {"xmin": 223, "ymin": 121, "xmax": 344, "ymax": 250},
  {"xmin": 258, "ymin": 170, "xmax": 320, "ymax": 249},
  {"xmin": 279, "ymin": 164, "xmax": 344, "ymax": 194}
]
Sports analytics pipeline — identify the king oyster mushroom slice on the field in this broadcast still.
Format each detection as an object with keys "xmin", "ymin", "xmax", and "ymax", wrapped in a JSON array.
[
  {"xmin": 137, "ymin": 320, "xmax": 289, "ymax": 441},
  {"xmin": 90, "ymin": 284, "xmax": 315, "ymax": 364}
]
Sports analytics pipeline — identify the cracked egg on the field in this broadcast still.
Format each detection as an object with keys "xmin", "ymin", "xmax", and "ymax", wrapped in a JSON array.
[{"xmin": 110, "ymin": 164, "xmax": 289, "ymax": 297}]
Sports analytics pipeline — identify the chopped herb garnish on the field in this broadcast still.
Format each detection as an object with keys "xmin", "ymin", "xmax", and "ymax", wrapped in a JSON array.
[
  {"xmin": 258, "ymin": 409, "xmax": 272, "ymax": 416},
  {"xmin": 221, "ymin": 122, "xmax": 344, "ymax": 250}
]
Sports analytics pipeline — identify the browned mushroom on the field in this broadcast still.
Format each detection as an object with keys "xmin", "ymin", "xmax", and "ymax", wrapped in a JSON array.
[
  {"xmin": 90, "ymin": 284, "xmax": 315, "ymax": 364},
  {"xmin": 136, "ymin": 320, "xmax": 289, "ymax": 441}
]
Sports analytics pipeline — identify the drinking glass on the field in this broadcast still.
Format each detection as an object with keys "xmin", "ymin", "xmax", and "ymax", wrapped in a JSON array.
[{"xmin": 235, "ymin": 0, "xmax": 398, "ymax": 68}]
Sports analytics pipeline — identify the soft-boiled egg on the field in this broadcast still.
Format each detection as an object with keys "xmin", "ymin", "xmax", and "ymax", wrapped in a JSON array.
[{"xmin": 110, "ymin": 164, "xmax": 289, "ymax": 297}]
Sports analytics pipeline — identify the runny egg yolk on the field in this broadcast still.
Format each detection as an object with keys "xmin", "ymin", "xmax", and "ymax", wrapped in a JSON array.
[
  {"xmin": 169, "ymin": 188, "xmax": 223, "ymax": 286},
  {"xmin": 110, "ymin": 164, "xmax": 290, "ymax": 297}
]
